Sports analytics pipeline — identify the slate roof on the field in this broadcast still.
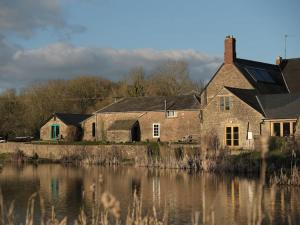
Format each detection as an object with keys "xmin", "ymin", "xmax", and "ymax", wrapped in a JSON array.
[
  {"xmin": 107, "ymin": 120, "xmax": 138, "ymax": 131},
  {"xmin": 225, "ymin": 87, "xmax": 263, "ymax": 114},
  {"xmin": 280, "ymin": 58, "xmax": 300, "ymax": 93},
  {"xmin": 53, "ymin": 113, "xmax": 92, "ymax": 126},
  {"xmin": 225, "ymin": 87, "xmax": 300, "ymax": 119},
  {"xmin": 98, "ymin": 95, "xmax": 200, "ymax": 113},
  {"xmin": 256, "ymin": 94, "xmax": 300, "ymax": 119},
  {"xmin": 234, "ymin": 58, "xmax": 288, "ymax": 94}
]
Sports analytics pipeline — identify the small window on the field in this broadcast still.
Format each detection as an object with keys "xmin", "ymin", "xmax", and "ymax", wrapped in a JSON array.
[
  {"xmin": 283, "ymin": 123, "xmax": 290, "ymax": 136},
  {"xmin": 225, "ymin": 126, "xmax": 239, "ymax": 147},
  {"xmin": 166, "ymin": 110, "xmax": 177, "ymax": 118},
  {"xmin": 273, "ymin": 123, "xmax": 281, "ymax": 136},
  {"xmin": 153, "ymin": 123, "xmax": 160, "ymax": 138},
  {"xmin": 233, "ymin": 127, "xmax": 239, "ymax": 146},
  {"xmin": 226, "ymin": 127, "xmax": 232, "ymax": 146},
  {"xmin": 92, "ymin": 122, "xmax": 96, "ymax": 137},
  {"xmin": 199, "ymin": 110, "xmax": 203, "ymax": 123},
  {"xmin": 220, "ymin": 96, "xmax": 231, "ymax": 111}
]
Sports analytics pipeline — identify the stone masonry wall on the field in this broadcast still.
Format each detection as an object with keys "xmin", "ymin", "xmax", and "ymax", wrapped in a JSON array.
[
  {"xmin": 0, "ymin": 142, "xmax": 202, "ymax": 164},
  {"xmin": 40, "ymin": 117, "xmax": 70, "ymax": 140},
  {"xmin": 106, "ymin": 130, "xmax": 132, "ymax": 143},
  {"xmin": 201, "ymin": 64, "xmax": 254, "ymax": 105},
  {"xmin": 201, "ymin": 88, "xmax": 264, "ymax": 149},
  {"xmin": 81, "ymin": 115, "xmax": 96, "ymax": 141},
  {"xmin": 95, "ymin": 110, "xmax": 201, "ymax": 142}
]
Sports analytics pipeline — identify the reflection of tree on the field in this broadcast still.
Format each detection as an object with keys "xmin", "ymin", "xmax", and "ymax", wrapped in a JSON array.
[{"xmin": 131, "ymin": 178, "xmax": 141, "ymax": 196}]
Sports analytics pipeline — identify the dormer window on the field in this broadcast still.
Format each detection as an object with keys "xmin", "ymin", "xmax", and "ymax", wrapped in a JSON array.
[
  {"xmin": 220, "ymin": 96, "xmax": 231, "ymax": 111},
  {"xmin": 166, "ymin": 110, "xmax": 177, "ymax": 118}
]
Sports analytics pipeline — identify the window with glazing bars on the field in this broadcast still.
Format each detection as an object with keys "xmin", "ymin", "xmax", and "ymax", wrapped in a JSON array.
[
  {"xmin": 220, "ymin": 96, "xmax": 231, "ymax": 111},
  {"xmin": 226, "ymin": 126, "xmax": 239, "ymax": 146}
]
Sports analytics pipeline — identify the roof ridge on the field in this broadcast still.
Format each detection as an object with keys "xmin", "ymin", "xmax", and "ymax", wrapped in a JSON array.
[
  {"xmin": 122, "ymin": 94, "xmax": 195, "ymax": 99},
  {"xmin": 54, "ymin": 112, "xmax": 91, "ymax": 115},
  {"xmin": 235, "ymin": 58, "xmax": 277, "ymax": 67}
]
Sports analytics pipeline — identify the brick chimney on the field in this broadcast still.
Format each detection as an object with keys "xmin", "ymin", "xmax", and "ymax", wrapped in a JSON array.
[
  {"xmin": 224, "ymin": 35, "xmax": 236, "ymax": 64},
  {"xmin": 275, "ymin": 56, "xmax": 282, "ymax": 65}
]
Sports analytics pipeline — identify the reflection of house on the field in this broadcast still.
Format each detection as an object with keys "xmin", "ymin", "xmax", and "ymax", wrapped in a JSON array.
[
  {"xmin": 200, "ymin": 36, "xmax": 300, "ymax": 149},
  {"xmin": 82, "ymin": 95, "xmax": 201, "ymax": 142},
  {"xmin": 40, "ymin": 113, "xmax": 91, "ymax": 141}
]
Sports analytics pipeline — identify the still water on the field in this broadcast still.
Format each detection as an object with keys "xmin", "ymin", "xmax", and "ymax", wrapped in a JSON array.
[{"xmin": 0, "ymin": 164, "xmax": 299, "ymax": 225}]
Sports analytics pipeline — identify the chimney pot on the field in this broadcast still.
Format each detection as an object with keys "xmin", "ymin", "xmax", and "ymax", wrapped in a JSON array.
[
  {"xmin": 224, "ymin": 35, "xmax": 236, "ymax": 64},
  {"xmin": 276, "ymin": 56, "xmax": 282, "ymax": 65}
]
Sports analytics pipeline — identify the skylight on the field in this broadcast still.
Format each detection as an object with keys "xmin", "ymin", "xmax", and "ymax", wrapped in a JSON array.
[{"xmin": 245, "ymin": 67, "xmax": 276, "ymax": 83}]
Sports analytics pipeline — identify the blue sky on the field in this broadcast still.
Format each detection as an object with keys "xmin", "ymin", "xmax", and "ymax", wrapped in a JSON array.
[{"xmin": 0, "ymin": 0, "xmax": 299, "ymax": 90}]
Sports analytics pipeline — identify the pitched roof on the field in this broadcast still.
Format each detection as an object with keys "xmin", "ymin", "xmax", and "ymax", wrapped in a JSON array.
[
  {"xmin": 280, "ymin": 58, "xmax": 300, "ymax": 93},
  {"xmin": 257, "ymin": 94, "xmax": 300, "ymax": 119},
  {"xmin": 225, "ymin": 87, "xmax": 264, "ymax": 114},
  {"xmin": 98, "ymin": 95, "xmax": 200, "ymax": 113},
  {"xmin": 234, "ymin": 58, "xmax": 288, "ymax": 94},
  {"xmin": 107, "ymin": 120, "xmax": 138, "ymax": 131},
  {"xmin": 54, "ymin": 113, "xmax": 92, "ymax": 126}
]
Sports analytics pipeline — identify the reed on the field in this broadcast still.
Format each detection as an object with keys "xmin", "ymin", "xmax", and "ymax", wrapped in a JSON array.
[
  {"xmin": 0, "ymin": 175, "xmax": 168, "ymax": 225},
  {"xmin": 269, "ymin": 166, "xmax": 300, "ymax": 186}
]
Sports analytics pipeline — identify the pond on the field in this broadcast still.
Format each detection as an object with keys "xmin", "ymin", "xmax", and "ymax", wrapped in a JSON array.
[{"xmin": 0, "ymin": 164, "xmax": 299, "ymax": 225}]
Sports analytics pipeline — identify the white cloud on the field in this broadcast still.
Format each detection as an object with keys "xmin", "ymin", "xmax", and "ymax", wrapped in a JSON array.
[{"xmin": 0, "ymin": 40, "xmax": 222, "ymax": 91}]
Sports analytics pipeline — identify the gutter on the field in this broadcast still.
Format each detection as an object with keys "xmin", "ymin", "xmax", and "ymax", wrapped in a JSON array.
[{"xmin": 255, "ymin": 96, "xmax": 267, "ymax": 118}]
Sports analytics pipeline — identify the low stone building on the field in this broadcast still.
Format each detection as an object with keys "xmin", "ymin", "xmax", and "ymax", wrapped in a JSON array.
[
  {"xmin": 82, "ymin": 95, "xmax": 201, "ymax": 143},
  {"xmin": 200, "ymin": 36, "xmax": 300, "ymax": 150},
  {"xmin": 81, "ymin": 114, "xmax": 96, "ymax": 141},
  {"xmin": 40, "ymin": 113, "xmax": 92, "ymax": 141}
]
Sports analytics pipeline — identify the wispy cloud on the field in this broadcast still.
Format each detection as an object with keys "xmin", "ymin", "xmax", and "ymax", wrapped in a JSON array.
[
  {"xmin": 0, "ymin": 0, "xmax": 85, "ymax": 38},
  {"xmin": 0, "ymin": 40, "xmax": 222, "ymax": 91}
]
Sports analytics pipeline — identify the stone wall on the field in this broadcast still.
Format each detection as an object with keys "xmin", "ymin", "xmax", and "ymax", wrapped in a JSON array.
[
  {"xmin": 107, "ymin": 130, "xmax": 132, "ymax": 143},
  {"xmin": 201, "ymin": 87, "xmax": 264, "ymax": 149},
  {"xmin": 40, "ymin": 117, "xmax": 72, "ymax": 141},
  {"xmin": 0, "ymin": 142, "xmax": 202, "ymax": 165},
  {"xmin": 94, "ymin": 110, "xmax": 201, "ymax": 143},
  {"xmin": 201, "ymin": 64, "xmax": 254, "ymax": 105},
  {"xmin": 81, "ymin": 115, "xmax": 96, "ymax": 141},
  {"xmin": 0, "ymin": 142, "xmax": 148, "ymax": 161}
]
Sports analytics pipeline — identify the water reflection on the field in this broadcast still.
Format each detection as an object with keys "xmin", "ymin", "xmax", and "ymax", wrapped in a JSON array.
[{"xmin": 0, "ymin": 164, "xmax": 299, "ymax": 225}]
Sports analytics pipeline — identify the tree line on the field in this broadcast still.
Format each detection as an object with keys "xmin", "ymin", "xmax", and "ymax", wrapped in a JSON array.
[{"xmin": 0, "ymin": 61, "xmax": 203, "ymax": 138}]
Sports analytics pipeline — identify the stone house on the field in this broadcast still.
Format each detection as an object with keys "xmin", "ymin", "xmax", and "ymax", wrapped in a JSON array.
[
  {"xmin": 200, "ymin": 36, "xmax": 300, "ymax": 150},
  {"xmin": 40, "ymin": 113, "xmax": 91, "ymax": 141},
  {"xmin": 82, "ymin": 95, "xmax": 201, "ymax": 143}
]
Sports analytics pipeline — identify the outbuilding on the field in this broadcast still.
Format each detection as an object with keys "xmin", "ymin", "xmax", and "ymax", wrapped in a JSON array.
[{"xmin": 40, "ymin": 112, "xmax": 92, "ymax": 141}]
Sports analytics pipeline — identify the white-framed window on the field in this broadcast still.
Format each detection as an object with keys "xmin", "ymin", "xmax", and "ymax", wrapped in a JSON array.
[
  {"xmin": 153, "ymin": 123, "xmax": 160, "ymax": 138},
  {"xmin": 166, "ymin": 110, "xmax": 177, "ymax": 118},
  {"xmin": 220, "ymin": 96, "xmax": 232, "ymax": 111}
]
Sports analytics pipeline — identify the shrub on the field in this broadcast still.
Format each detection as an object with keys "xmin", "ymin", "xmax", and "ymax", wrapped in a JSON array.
[
  {"xmin": 147, "ymin": 142, "xmax": 160, "ymax": 160},
  {"xmin": 174, "ymin": 147, "xmax": 184, "ymax": 160},
  {"xmin": 269, "ymin": 136, "xmax": 285, "ymax": 151}
]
